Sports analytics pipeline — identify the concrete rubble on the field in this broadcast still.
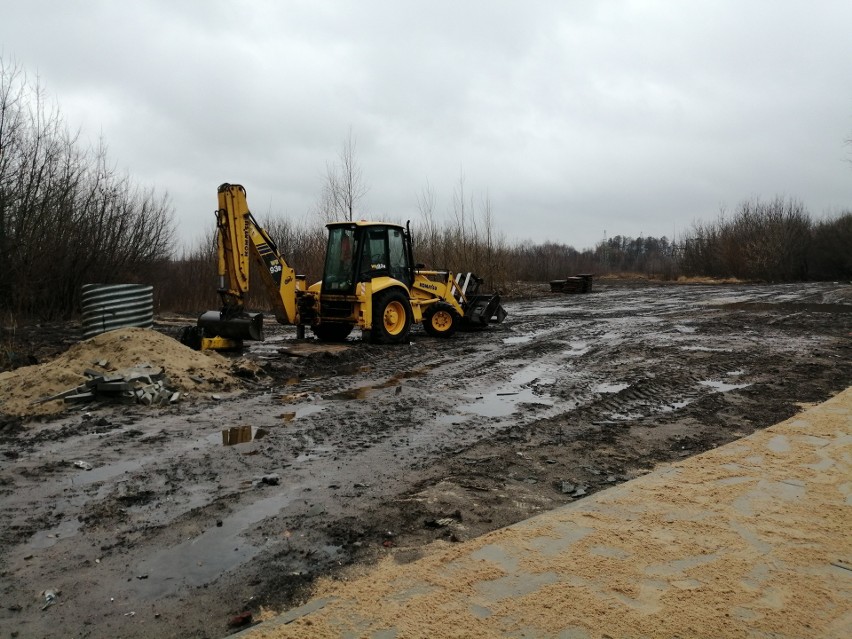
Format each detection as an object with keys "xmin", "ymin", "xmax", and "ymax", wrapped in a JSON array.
[{"xmin": 34, "ymin": 364, "xmax": 180, "ymax": 407}]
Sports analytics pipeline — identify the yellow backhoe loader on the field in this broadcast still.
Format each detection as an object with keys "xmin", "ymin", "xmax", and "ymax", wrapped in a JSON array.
[{"xmin": 180, "ymin": 183, "xmax": 506, "ymax": 349}]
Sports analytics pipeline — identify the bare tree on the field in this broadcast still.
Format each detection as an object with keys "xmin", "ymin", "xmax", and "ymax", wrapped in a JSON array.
[
  {"xmin": 415, "ymin": 178, "xmax": 439, "ymax": 267},
  {"xmin": 321, "ymin": 128, "xmax": 367, "ymax": 222}
]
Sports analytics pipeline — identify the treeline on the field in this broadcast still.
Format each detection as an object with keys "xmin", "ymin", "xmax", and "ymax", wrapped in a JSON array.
[
  {"xmin": 680, "ymin": 197, "xmax": 852, "ymax": 281},
  {"xmin": 143, "ymin": 194, "xmax": 852, "ymax": 317},
  {"xmin": 0, "ymin": 60, "xmax": 174, "ymax": 319}
]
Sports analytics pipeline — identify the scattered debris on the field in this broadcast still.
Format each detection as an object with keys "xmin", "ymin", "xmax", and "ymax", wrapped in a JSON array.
[
  {"xmin": 252, "ymin": 474, "xmax": 280, "ymax": 488},
  {"xmin": 40, "ymin": 589, "xmax": 59, "ymax": 611},
  {"xmin": 228, "ymin": 611, "xmax": 253, "ymax": 628},
  {"xmin": 558, "ymin": 481, "xmax": 576, "ymax": 494},
  {"xmin": 33, "ymin": 364, "xmax": 180, "ymax": 408},
  {"xmin": 231, "ymin": 358, "xmax": 263, "ymax": 379},
  {"xmin": 556, "ymin": 481, "xmax": 589, "ymax": 497},
  {"xmin": 261, "ymin": 474, "xmax": 280, "ymax": 486}
]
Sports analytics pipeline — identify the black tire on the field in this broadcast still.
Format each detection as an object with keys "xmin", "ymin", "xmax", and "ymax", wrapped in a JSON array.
[
  {"xmin": 423, "ymin": 302, "xmax": 459, "ymax": 338},
  {"xmin": 312, "ymin": 323, "xmax": 354, "ymax": 342},
  {"xmin": 371, "ymin": 288, "xmax": 412, "ymax": 344}
]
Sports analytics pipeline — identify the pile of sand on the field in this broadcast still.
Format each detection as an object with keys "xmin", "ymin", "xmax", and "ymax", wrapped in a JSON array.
[{"xmin": 0, "ymin": 327, "xmax": 241, "ymax": 417}]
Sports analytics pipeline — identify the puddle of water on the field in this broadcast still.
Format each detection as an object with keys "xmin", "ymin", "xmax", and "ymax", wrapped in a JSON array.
[
  {"xmin": 27, "ymin": 518, "xmax": 82, "ymax": 550},
  {"xmin": 503, "ymin": 335, "xmax": 533, "ymax": 344},
  {"xmin": 593, "ymin": 383, "xmax": 630, "ymax": 394},
  {"xmin": 562, "ymin": 341, "xmax": 590, "ymax": 357},
  {"xmin": 134, "ymin": 490, "xmax": 297, "ymax": 599},
  {"xmin": 71, "ymin": 458, "xmax": 143, "ymax": 486},
  {"xmin": 329, "ymin": 366, "xmax": 434, "ymax": 400},
  {"xmin": 332, "ymin": 387, "xmax": 372, "ymax": 400},
  {"xmin": 468, "ymin": 388, "xmax": 552, "ymax": 418},
  {"xmin": 220, "ymin": 425, "xmax": 269, "ymax": 446},
  {"xmin": 607, "ymin": 412, "xmax": 644, "ymax": 421},
  {"xmin": 465, "ymin": 365, "xmax": 555, "ymax": 418},
  {"xmin": 294, "ymin": 445, "xmax": 333, "ymax": 463},
  {"xmin": 278, "ymin": 404, "xmax": 325, "ymax": 420},
  {"xmin": 699, "ymin": 380, "xmax": 751, "ymax": 393},
  {"xmin": 660, "ymin": 399, "xmax": 694, "ymax": 412},
  {"xmin": 297, "ymin": 404, "xmax": 325, "ymax": 419},
  {"xmin": 726, "ymin": 370, "xmax": 745, "ymax": 376}
]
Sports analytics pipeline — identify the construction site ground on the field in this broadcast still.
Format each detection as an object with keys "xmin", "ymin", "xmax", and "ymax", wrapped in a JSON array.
[
  {"xmin": 0, "ymin": 280, "xmax": 850, "ymax": 638},
  {"xmin": 237, "ymin": 385, "xmax": 852, "ymax": 639}
]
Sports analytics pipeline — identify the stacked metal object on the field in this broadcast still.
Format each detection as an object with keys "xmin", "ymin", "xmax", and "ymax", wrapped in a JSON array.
[{"xmin": 550, "ymin": 274, "xmax": 594, "ymax": 294}]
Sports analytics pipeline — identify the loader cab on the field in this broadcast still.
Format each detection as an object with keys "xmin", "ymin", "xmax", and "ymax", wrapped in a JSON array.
[{"xmin": 322, "ymin": 222, "xmax": 413, "ymax": 294}]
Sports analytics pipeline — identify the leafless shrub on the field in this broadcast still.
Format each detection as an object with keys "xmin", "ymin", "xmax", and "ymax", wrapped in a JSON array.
[
  {"xmin": 680, "ymin": 197, "xmax": 816, "ymax": 281},
  {"xmin": 0, "ymin": 57, "xmax": 175, "ymax": 319},
  {"xmin": 808, "ymin": 211, "xmax": 852, "ymax": 280}
]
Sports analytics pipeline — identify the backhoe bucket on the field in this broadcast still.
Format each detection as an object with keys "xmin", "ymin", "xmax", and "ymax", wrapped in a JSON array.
[
  {"xmin": 462, "ymin": 293, "xmax": 507, "ymax": 328},
  {"xmin": 196, "ymin": 310, "xmax": 264, "ymax": 341}
]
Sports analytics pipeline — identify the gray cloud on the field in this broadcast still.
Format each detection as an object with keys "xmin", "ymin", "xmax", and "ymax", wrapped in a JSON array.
[{"xmin": 3, "ymin": 0, "xmax": 850, "ymax": 250}]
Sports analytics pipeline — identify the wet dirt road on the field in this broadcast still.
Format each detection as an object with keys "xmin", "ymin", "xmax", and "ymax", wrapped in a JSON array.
[{"xmin": 1, "ymin": 282, "xmax": 850, "ymax": 638}]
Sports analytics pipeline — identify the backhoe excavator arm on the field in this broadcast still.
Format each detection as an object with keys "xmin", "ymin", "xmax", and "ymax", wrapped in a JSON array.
[{"xmin": 214, "ymin": 183, "xmax": 301, "ymax": 325}]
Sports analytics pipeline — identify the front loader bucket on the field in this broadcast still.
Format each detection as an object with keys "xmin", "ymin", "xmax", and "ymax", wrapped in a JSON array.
[
  {"xmin": 462, "ymin": 293, "xmax": 507, "ymax": 328},
  {"xmin": 196, "ymin": 310, "xmax": 265, "ymax": 341}
]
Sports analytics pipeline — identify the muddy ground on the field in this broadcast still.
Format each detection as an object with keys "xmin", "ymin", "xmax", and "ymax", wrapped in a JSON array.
[{"xmin": 1, "ymin": 281, "xmax": 850, "ymax": 639}]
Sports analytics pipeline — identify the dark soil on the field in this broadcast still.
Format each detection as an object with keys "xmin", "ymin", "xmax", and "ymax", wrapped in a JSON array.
[{"xmin": 1, "ymin": 282, "xmax": 850, "ymax": 638}]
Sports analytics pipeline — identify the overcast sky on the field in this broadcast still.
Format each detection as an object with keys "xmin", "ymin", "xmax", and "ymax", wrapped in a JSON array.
[{"xmin": 2, "ymin": 0, "xmax": 851, "ymax": 250}]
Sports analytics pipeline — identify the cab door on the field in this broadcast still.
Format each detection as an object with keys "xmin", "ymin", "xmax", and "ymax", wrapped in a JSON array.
[{"xmin": 357, "ymin": 226, "xmax": 412, "ymax": 287}]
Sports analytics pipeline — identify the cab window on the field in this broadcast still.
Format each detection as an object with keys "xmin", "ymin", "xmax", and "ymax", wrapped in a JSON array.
[{"xmin": 388, "ymin": 228, "xmax": 410, "ymax": 284}]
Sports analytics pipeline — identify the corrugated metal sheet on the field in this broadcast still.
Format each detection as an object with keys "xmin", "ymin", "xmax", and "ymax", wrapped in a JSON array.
[{"xmin": 81, "ymin": 284, "xmax": 154, "ymax": 338}]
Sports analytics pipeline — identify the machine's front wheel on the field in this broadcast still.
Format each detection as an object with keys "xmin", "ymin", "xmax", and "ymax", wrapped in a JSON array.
[
  {"xmin": 371, "ymin": 289, "xmax": 412, "ymax": 344},
  {"xmin": 423, "ymin": 302, "xmax": 459, "ymax": 338},
  {"xmin": 312, "ymin": 323, "xmax": 354, "ymax": 342}
]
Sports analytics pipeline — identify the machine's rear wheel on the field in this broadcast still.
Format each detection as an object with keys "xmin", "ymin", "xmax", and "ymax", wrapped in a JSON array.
[
  {"xmin": 312, "ymin": 323, "xmax": 354, "ymax": 342},
  {"xmin": 371, "ymin": 289, "xmax": 412, "ymax": 344},
  {"xmin": 423, "ymin": 302, "xmax": 459, "ymax": 338}
]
